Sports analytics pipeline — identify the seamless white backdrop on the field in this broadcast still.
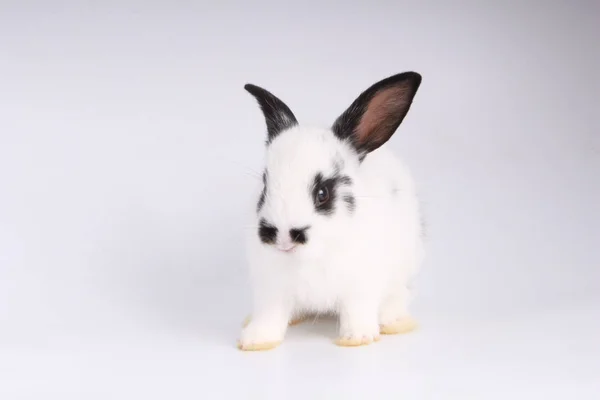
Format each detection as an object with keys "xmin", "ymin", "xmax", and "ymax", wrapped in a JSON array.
[{"xmin": 1, "ymin": 1, "xmax": 599, "ymax": 399}]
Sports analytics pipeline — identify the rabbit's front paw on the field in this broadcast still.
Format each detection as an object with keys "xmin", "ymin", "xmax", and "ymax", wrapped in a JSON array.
[
  {"xmin": 237, "ymin": 319, "xmax": 286, "ymax": 351},
  {"xmin": 335, "ymin": 324, "xmax": 381, "ymax": 347},
  {"xmin": 380, "ymin": 316, "xmax": 418, "ymax": 335},
  {"xmin": 335, "ymin": 334, "xmax": 380, "ymax": 347}
]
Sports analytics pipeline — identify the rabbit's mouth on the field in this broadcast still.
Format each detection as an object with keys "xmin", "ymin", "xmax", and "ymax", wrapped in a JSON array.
[{"xmin": 277, "ymin": 244, "xmax": 298, "ymax": 253}]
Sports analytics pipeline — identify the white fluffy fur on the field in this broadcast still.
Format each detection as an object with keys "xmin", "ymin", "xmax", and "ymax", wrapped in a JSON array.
[{"xmin": 240, "ymin": 125, "xmax": 424, "ymax": 348}]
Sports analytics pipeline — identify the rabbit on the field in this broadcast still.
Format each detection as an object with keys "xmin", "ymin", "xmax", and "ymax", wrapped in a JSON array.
[{"xmin": 238, "ymin": 72, "xmax": 424, "ymax": 351}]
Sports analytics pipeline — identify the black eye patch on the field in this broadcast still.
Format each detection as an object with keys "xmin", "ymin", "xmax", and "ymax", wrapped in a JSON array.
[{"xmin": 310, "ymin": 169, "xmax": 354, "ymax": 216}]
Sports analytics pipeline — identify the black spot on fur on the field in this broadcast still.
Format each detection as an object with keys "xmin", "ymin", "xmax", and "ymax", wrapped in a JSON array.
[
  {"xmin": 290, "ymin": 227, "xmax": 310, "ymax": 244},
  {"xmin": 244, "ymin": 84, "xmax": 298, "ymax": 145},
  {"xmin": 339, "ymin": 175, "xmax": 353, "ymax": 186},
  {"xmin": 257, "ymin": 170, "xmax": 267, "ymax": 212},
  {"xmin": 343, "ymin": 194, "xmax": 356, "ymax": 213},
  {"xmin": 258, "ymin": 219, "xmax": 277, "ymax": 244}
]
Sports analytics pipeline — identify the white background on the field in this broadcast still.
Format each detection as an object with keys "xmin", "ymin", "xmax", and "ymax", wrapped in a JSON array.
[{"xmin": 1, "ymin": 1, "xmax": 599, "ymax": 398}]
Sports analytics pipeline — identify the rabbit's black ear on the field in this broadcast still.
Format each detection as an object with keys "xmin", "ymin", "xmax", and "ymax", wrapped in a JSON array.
[
  {"xmin": 332, "ymin": 72, "xmax": 422, "ymax": 157},
  {"xmin": 244, "ymin": 83, "xmax": 299, "ymax": 144}
]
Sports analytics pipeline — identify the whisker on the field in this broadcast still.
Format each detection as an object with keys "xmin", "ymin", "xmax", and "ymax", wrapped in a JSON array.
[
  {"xmin": 242, "ymin": 170, "xmax": 262, "ymax": 180},
  {"xmin": 223, "ymin": 158, "xmax": 264, "ymax": 180}
]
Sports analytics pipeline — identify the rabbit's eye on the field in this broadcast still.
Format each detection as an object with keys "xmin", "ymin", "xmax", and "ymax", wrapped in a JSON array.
[{"xmin": 316, "ymin": 187, "xmax": 330, "ymax": 205}]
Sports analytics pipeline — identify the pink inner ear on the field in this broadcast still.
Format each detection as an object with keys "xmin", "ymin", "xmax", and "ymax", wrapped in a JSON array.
[{"xmin": 356, "ymin": 85, "xmax": 412, "ymax": 148}]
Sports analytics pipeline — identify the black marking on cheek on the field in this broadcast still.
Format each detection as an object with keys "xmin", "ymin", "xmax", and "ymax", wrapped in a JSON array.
[
  {"xmin": 290, "ymin": 226, "xmax": 310, "ymax": 244},
  {"xmin": 343, "ymin": 194, "xmax": 356, "ymax": 213},
  {"xmin": 257, "ymin": 191, "xmax": 265, "ymax": 212},
  {"xmin": 256, "ymin": 170, "xmax": 268, "ymax": 213},
  {"xmin": 258, "ymin": 218, "xmax": 277, "ymax": 244}
]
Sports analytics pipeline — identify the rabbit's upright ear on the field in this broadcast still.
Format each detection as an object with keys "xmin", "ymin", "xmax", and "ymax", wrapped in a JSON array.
[
  {"xmin": 244, "ymin": 83, "xmax": 299, "ymax": 144},
  {"xmin": 332, "ymin": 72, "xmax": 422, "ymax": 156}
]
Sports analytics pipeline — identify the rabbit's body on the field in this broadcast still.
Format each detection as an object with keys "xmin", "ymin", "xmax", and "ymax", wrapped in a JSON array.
[{"xmin": 239, "ymin": 72, "xmax": 424, "ymax": 350}]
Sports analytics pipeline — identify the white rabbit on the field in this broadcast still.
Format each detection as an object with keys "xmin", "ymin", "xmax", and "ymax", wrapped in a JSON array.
[{"xmin": 238, "ymin": 72, "xmax": 424, "ymax": 351}]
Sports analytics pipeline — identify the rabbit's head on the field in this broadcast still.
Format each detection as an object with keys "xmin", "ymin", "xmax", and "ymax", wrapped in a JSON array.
[{"xmin": 245, "ymin": 72, "xmax": 421, "ymax": 256}]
